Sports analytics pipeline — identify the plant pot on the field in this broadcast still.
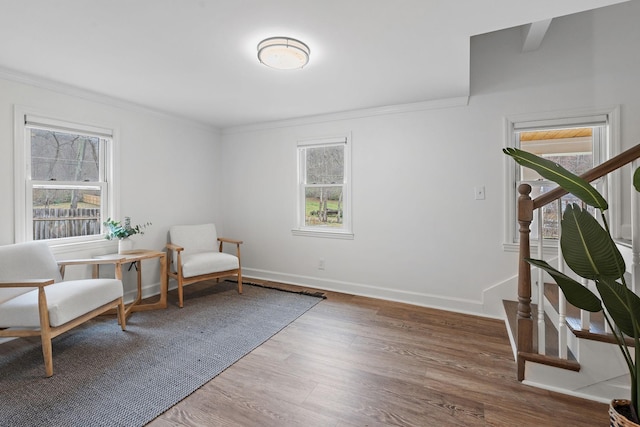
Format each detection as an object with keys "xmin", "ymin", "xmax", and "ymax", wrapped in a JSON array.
[
  {"xmin": 610, "ymin": 399, "xmax": 640, "ymax": 427},
  {"xmin": 118, "ymin": 238, "xmax": 134, "ymax": 254}
]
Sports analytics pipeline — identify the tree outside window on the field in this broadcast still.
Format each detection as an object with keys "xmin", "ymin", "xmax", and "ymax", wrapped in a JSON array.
[{"xmin": 304, "ymin": 145, "xmax": 344, "ymax": 226}]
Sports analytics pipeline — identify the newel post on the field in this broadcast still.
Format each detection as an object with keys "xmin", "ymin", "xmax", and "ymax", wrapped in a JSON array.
[{"xmin": 516, "ymin": 183, "xmax": 533, "ymax": 381}]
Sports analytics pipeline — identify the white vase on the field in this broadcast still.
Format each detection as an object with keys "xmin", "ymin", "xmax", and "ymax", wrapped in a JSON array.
[{"xmin": 118, "ymin": 238, "xmax": 134, "ymax": 254}]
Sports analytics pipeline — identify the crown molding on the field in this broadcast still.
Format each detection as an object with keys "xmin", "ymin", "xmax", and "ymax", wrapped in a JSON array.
[
  {"xmin": 0, "ymin": 66, "xmax": 220, "ymax": 134},
  {"xmin": 222, "ymin": 95, "xmax": 470, "ymax": 135}
]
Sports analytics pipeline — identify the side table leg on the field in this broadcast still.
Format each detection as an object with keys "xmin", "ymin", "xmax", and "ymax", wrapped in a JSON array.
[
  {"xmin": 127, "ymin": 253, "xmax": 168, "ymax": 312},
  {"xmin": 135, "ymin": 260, "xmax": 142, "ymax": 304},
  {"xmin": 159, "ymin": 254, "xmax": 167, "ymax": 308}
]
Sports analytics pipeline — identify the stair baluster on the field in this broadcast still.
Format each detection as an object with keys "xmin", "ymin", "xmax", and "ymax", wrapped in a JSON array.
[
  {"xmin": 632, "ymin": 159, "xmax": 640, "ymax": 295},
  {"xmin": 557, "ymin": 199, "xmax": 568, "ymax": 359},
  {"xmin": 536, "ymin": 207, "xmax": 545, "ymax": 355}
]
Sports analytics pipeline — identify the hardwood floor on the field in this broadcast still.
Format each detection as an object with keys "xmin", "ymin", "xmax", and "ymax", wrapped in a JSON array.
[{"xmin": 149, "ymin": 280, "xmax": 609, "ymax": 426}]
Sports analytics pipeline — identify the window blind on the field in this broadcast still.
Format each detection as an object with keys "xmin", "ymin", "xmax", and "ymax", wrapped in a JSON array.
[
  {"xmin": 513, "ymin": 114, "xmax": 608, "ymax": 132},
  {"xmin": 24, "ymin": 115, "xmax": 113, "ymax": 138}
]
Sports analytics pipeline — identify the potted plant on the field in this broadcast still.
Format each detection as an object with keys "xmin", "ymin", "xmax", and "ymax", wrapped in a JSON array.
[
  {"xmin": 103, "ymin": 216, "xmax": 151, "ymax": 253},
  {"xmin": 504, "ymin": 147, "xmax": 640, "ymax": 426}
]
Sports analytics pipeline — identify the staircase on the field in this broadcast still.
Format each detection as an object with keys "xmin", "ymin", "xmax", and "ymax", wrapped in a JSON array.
[
  {"xmin": 504, "ymin": 280, "xmax": 632, "ymax": 401},
  {"xmin": 505, "ymin": 144, "xmax": 640, "ymax": 402}
]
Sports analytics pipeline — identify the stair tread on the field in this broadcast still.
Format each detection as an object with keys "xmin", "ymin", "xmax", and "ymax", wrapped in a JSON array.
[
  {"xmin": 544, "ymin": 282, "xmax": 606, "ymax": 334},
  {"xmin": 544, "ymin": 282, "xmax": 635, "ymax": 346},
  {"xmin": 503, "ymin": 300, "xmax": 576, "ymax": 361}
]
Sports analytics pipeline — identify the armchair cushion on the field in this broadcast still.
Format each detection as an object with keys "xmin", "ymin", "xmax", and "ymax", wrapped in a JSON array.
[
  {"xmin": 170, "ymin": 223, "xmax": 218, "ymax": 255},
  {"xmin": 0, "ymin": 278, "xmax": 123, "ymax": 328},
  {"xmin": 181, "ymin": 252, "xmax": 239, "ymax": 278},
  {"xmin": 0, "ymin": 241, "xmax": 62, "ymax": 304}
]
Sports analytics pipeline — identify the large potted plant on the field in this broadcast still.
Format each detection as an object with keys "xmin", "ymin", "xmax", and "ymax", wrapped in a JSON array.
[{"xmin": 504, "ymin": 147, "xmax": 640, "ymax": 426}]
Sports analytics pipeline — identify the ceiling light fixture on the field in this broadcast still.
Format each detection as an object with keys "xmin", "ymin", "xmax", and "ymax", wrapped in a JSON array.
[{"xmin": 257, "ymin": 37, "xmax": 310, "ymax": 70}]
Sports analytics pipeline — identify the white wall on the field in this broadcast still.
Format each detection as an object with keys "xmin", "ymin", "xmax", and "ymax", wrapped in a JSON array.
[
  {"xmin": 0, "ymin": 76, "xmax": 222, "ymax": 299},
  {"xmin": 0, "ymin": 2, "xmax": 637, "ymax": 315},
  {"xmin": 219, "ymin": 1, "xmax": 640, "ymax": 316}
]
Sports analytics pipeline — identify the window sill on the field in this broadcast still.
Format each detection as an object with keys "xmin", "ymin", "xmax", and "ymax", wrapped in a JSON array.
[{"xmin": 292, "ymin": 228, "xmax": 354, "ymax": 240}]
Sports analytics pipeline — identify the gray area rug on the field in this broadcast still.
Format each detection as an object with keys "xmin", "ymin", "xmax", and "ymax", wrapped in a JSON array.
[{"xmin": 0, "ymin": 282, "xmax": 323, "ymax": 426}]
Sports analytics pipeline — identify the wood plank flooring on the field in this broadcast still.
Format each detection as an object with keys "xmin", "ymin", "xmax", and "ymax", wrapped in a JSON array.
[{"xmin": 149, "ymin": 280, "xmax": 609, "ymax": 426}]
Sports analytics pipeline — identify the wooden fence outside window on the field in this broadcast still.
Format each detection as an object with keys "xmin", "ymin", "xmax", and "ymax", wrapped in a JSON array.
[{"xmin": 33, "ymin": 208, "xmax": 101, "ymax": 240}]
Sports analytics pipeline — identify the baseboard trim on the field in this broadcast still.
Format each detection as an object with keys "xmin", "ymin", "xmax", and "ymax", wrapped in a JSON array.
[
  {"xmin": 123, "ymin": 281, "xmax": 170, "ymax": 305},
  {"xmin": 522, "ymin": 379, "xmax": 612, "ymax": 404},
  {"xmin": 242, "ymin": 267, "xmax": 487, "ymax": 317}
]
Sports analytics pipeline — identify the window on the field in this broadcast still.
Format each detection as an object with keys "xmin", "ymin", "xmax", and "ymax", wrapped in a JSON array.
[
  {"xmin": 293, "ymin": 135, "xmax": 353, "ymax": 239},
  {"xmin": 504, "ymin": 108, "xmax": 619, "ymax": 248},
  {"xmin": 519, "ymin": 126, "xmax": 603, "ymax": 240},
  {"xmin": 15, "ymin": 111, "xmax": 117, "ymax": 244}
]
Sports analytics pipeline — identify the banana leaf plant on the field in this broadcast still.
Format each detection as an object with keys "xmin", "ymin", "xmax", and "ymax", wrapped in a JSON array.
[{"xmin": 504, "ymin": 147, "xmax": 640, "ymax": 422}]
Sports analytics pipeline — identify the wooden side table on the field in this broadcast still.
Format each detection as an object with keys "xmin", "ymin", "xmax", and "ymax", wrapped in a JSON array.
[{"xmin": 94, "ymin": 249, "xmax": 167, "ymax": 318}]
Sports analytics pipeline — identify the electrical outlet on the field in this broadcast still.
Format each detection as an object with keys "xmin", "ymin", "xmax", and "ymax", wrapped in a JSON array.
[
  {"xmin": 474, "ymin": 186, "xmax": 485, "ymax": 200},
  {"xmin": 318, "ymin": 258, "xmax": 325, "ymax": 270}
]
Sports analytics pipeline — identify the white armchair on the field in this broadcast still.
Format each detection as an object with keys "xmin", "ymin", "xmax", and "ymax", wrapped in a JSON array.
[
  {"xmin": 0, "ymin": 241, "xmax": 126, "ymax": 377},
  {"xmin": 167, "ymin": 223, "xmax": 242, "ymax": 308}
]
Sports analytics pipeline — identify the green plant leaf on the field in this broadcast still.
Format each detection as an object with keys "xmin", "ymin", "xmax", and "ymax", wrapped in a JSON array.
[
  {"xmin": 596, "ymin": 277, "xmax": 640, "ymax": 338},
  {"xmin": 503, "ymin": 147, "xmax": 608, "ymax": 210},
  {"xmin": 560, "ymin": 204, "xmax": 625, "ymax": 280},
  {"xmin": 526, "ymin": 258, "xmax": 602, "ymax": 312},
  {"xmin": 634, "ymin": 167, "xmax": 640, "ymax": 193}
]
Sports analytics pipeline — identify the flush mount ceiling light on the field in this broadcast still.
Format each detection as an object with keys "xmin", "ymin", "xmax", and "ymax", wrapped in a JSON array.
[{"xmin": 257, "ymin": 37, "xmax": 310, "ymax": 70}]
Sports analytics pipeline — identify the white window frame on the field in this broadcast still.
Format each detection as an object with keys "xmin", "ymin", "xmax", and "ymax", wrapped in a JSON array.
[
  {"xmin": 503, "ymin": 106, "xmax": 620, "ymax": 252},
  {"xmin": 14, "ymin": 106, "xmax": 120, "ymax": 247},
  {"xmin": 292, "ymin": 133, "xmax": 353, "ymax": 239}
]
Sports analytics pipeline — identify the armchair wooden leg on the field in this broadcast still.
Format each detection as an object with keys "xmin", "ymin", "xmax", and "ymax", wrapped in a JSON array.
[
  {"xmin": 178, "ymin": 277, "xmax": 184, "ymax": 308},
  {"xmin": 237, "ymin": 271, "xmax": 243, "ymax": 294},
  {"xmin": 37, "ymin": 287, "xmax": 54, "ymax": 377},
  {"xmin": 41, "ymin": 333, "xmax": 54, "ymax": 377},
  {"xmin": 117, "ymin": 298, "xmax": 127, "ymax": 331}
]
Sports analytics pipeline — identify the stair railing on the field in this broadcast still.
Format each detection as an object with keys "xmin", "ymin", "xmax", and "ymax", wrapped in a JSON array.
[{"xmin": 515, "ymin": 143, "xmax": 640, "ymax": 381}]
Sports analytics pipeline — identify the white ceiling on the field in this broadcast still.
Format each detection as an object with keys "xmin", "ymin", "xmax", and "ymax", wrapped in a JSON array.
[{"xmin": 0, "ymin": 0, "xmax": 629, "ymax": 129}]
